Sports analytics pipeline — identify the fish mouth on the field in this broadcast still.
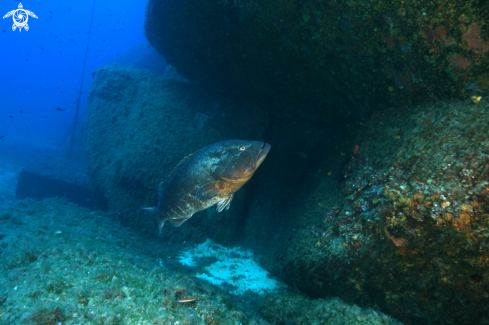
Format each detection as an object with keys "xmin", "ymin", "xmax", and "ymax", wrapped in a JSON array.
[{"xmin": 254, "ymin": 142, "xmax": 271, "ymax": 169}]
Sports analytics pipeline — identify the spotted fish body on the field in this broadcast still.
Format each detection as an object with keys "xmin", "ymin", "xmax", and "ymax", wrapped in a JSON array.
[{"xmin": 150, "ymin": 140, "xmax": 271, "ymax": 231}]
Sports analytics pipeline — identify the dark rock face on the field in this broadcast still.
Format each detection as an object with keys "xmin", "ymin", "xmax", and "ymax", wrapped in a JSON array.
[
  {"xmin": 247, "ymin": 99, "xmax": 489, "ymax": 324},
  {"xmin": 85, "ymin": 65, "xmax": 267, "ymax": 241},
  {"xmin": 145, "ymin": 0, "xmax": 489, "ymax": 124},
  {"xmin": 15, "ymin": 155, "xmax": 94, "ymax": 208}
]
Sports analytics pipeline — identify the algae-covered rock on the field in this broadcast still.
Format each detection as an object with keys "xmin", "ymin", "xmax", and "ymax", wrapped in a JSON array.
[
  {"xmin": 0, "ymin": 197, "xmax": 403, "ymax": 325},
  {"xmin": 258, "ymin": 98, "xmax": 489, "ymax": 324},
  {"xmin": 85, "ymin": 64, "xmax": 267, "ymax": 240},
  {"xmin": 260, "ymin": 293, "xmax": 401, "ymax": 325},
  {"xmin": 145, "ymin": 0, "xmax": 489, "ymax": 124}
]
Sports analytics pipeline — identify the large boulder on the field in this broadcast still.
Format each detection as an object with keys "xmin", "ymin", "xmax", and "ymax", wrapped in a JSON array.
[
  {"xmin": 145, "ymin": 0, "xmax": 489, "ymax": 124},
  {"xmin": 242, "ymin": 98, "xmax": 489, "ymax": 324},
  {"xmin": 15, "ymin": 155, "xmax": 94, "ymax": 208},
  {"xmin": 85, "ymin": 65, "xmax": 267, "ymax": 240}
]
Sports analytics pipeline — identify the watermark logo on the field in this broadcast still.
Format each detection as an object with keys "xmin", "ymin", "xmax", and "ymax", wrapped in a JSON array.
[{"xmin": 3, "ymin": 3, "xmax": 38, "ymax": 32}]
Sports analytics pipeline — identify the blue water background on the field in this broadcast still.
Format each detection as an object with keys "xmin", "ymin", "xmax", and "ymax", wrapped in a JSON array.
[{"xmin": 1, "ymin": 0, "xmax": 150, "ymax": 156}]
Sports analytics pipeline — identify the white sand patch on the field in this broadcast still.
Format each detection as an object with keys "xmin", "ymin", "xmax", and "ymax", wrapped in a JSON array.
[{"xmin": 179, "ymin": 239, "xmax": 284, "ymax": 295}]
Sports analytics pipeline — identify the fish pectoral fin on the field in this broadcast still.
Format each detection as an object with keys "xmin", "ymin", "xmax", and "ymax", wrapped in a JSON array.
[
  {"xmin": 195, "ymin": 181, "xmax": 224, "ymax": 200},
  {"xmin": 168, "ymin": 217, "xmax": 189, "ymax": 227},
  {"xmin": 216, "ymin": 194, "xmax": 233, "ymax": 212}
]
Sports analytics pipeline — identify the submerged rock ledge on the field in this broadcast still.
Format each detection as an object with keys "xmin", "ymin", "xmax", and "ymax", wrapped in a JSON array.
[
  {"xmin": 260, "ymin": 98, "xmax": 489, "ymax": 324},
  {"xmin": 145, "ymin": 0, "xmax": 489, "ymax": 123}
]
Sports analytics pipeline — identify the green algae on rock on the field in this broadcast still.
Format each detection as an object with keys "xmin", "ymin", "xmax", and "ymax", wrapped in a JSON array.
[
  {"xmin": 145, "ymin": 0, "xmax": 489, "ymax": 124},
  {"xmin": 0, "ymin": 198, "xmax": 401, "ymax": 325}
]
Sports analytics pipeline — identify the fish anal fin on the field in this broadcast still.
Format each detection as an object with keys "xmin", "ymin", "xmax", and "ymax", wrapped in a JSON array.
[
  {"xmin": 195, "ymin": 181, "xmax": 224, "ymax": 200},
  {"xmin": 168, "ymin": 217, "xmax": 189, "ymax": 227},
  {"xmin": 216, "ymin": 194, "xmax": 233, "ymax": 212},
  {"xmin": 158, "ymin": 220, "xmax": 166, "ymax": 233}
]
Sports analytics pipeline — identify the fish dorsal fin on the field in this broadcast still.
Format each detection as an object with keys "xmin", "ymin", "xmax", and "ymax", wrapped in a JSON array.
[
  {"xmin": 216, "ymin": 194, "xmax": 233, "ymax": 212},
  {"xmin": 195, "ymin": 181, "xmax": 224, "ymax": 200},
  {"xmin": 161, "ymin": 149, "xmax": 200, "ymax": 185}
]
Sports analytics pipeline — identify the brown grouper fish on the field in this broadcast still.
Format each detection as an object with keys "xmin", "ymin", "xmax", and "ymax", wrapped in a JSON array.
[{"xmin": 145, "ymin": 140, "xmax": 271, "ymax": 231}]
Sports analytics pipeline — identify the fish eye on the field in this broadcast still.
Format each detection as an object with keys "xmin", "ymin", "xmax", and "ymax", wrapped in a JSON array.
[{"xmin": 239, "ymin": 145, "xmax": 246, "ymax": 151}]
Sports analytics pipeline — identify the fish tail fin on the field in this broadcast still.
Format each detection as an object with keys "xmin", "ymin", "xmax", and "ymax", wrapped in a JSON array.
[{"xmin": 141, "ymin": 207, "xmax": 165, "ymax": 234}]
